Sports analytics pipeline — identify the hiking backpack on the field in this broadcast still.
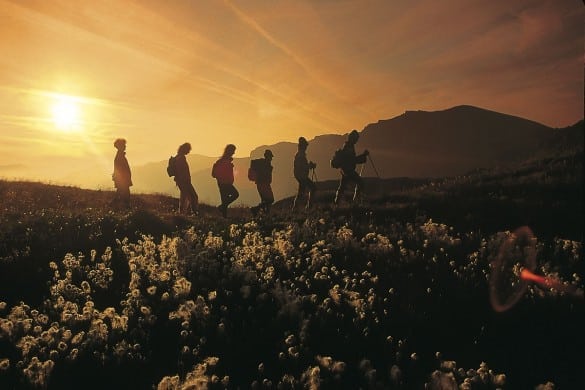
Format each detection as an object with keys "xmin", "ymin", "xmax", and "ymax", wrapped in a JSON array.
[
  {"xmin": 248, "ymin": 158, "xmax": 263, "ymax": 182},
  {"xmin": 212, "ymin": 159, "xmax": 231, "ymax": 181},
  {"xmin": 330, "ymin": 148, "xmax": 345, "ymax": 169},
  {"xmin": 166, "ymin": 156, "xmax": 177, "ymax": 177}
]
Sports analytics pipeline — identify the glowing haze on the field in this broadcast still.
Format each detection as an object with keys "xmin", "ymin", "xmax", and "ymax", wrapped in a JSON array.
[{"xmin": 0, "ymin": 0, "xmax": 583, "ymax": 185}]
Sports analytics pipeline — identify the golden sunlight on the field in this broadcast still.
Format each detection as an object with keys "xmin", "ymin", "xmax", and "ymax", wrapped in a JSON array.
[{"xmin": 50, "ymin": 94, "xmax": 81, "ymax": 132}]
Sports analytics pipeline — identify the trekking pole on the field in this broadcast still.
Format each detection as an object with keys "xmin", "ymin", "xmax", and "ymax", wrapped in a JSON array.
[
  {"xmin": 311, "ymin": 167, "xmax": 318, "ymax": 183},
  {"xmin": 368, "ymin": 154, "xmax": 380, "ymax": 178},
  {"xmin": 354, "ymin": 163, "xmax": 365, "ymax": 203}
]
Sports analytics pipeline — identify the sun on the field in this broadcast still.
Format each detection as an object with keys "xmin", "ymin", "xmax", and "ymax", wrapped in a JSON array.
[{"xmin": 50, "ymin": 94, "xmax": 81, "ymax": 132}]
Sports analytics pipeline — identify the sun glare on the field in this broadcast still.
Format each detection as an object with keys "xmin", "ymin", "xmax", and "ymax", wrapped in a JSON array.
[{"xmin": 50, "ymin": 95, "xmax": 81, "ymax": 132}]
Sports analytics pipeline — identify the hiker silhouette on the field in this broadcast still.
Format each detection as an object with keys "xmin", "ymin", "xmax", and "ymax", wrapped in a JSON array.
[
  {"xmin": 250, "ymin": 149, "xmax": 274, "ymax": 216},
  {"xmin": 112, "ymin": 138, "xmax": 132, "ymax": 208},
  {"xmin": 212, "ymin": 144, "xmax": 239, "ymax": 217},
  {"xmin": 173, "ymin": 142, "xmax": 199, "ymax": 215},
  {"xmin": 333, "ymin": 130, "xmax": 369, "ymax": 205},
  {"xmin": 292, "ymin": 136, "xmax": 317, "ymax": 211}
]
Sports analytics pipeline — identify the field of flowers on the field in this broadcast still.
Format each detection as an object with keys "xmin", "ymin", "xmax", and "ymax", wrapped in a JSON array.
[{"xmin": 0, "ymin": 153, "xmax": 582, "ymax": 389}]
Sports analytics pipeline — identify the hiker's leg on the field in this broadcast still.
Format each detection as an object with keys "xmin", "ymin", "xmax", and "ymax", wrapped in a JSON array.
[
  {"xmin": 222, "ymin": 185, "xmax": 238, "ymax": 217},
  {"xmin": 219, "ymin": 184, "xmax": 229, "ymax": 207},
  {"xmin": 293, "ymin": 180, "xmax": 304, "ymax": 210},
  {"xmin": 188, "ymin": 184, "xmax": 199, "ymax": 213},
  {"xmin": 177, "ymin": 182, "xmax": 194, "ymax": 214},
  {"xmin": 264, "ymin": 185, "xmax": 274, "ymax": 212},
  {"xmin": 252, "ymin": 184, "xmax": 263, "ymax": 215},
  {"xmin": 120, "ymin": 186, "xmax": 131, "ymax": 208},
  {"xmin": 227, "ymin": 184, "xmax": 239, "ymax": 206},
  {"xmin": 217, "ymin": 184, "xmax": 227, "ymax": 216},
  {"xmin": 112, "ymin": 187, "xmax": 121, "ymax": 207},
  {"xmin": 179, "ymin": 190, "xmax": 187, "ymax": 214},
  {"xmin": 258, "ymin": 183, "xmax": 274, "ymax": 213}
]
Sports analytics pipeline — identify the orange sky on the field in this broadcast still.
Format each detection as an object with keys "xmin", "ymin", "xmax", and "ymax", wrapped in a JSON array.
[{"xmin": 0, "ymin": 0, "xmax": 583, "ymax": 183}]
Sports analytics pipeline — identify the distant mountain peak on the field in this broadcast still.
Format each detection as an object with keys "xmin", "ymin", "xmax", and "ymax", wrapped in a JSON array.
[
  {"xmin": 401, "ymin": 105, "xmax": 497, "ymax": 117},
  {"xmin": 446, "ymin": 104, "xmax": 485, "ymax": 112}
]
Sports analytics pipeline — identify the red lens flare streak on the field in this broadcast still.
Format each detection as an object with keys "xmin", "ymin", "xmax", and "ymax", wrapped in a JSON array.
[
  {"xmin": 520, "ymin": 268, "xmax": 582, "ymax": 295},
  {"xmin": 519, "ymin": 268, "xmax": 546, "ymax": 284}
]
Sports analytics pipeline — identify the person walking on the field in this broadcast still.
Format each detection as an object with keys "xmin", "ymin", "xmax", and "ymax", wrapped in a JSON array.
[
  {"xmin": 112, "ymin": 138, "xmax": 132, "ymax": 208},
  {"xmin": 333, "ymin": 130, "xmax": 368, "ymax": 205},
  {"xmin": 251, "ymin": 149, "xmax": 274, "ymax": 216},
  {"xmin": 292, "ymin": 137, "xmax": 316, "ymax": 211},
  {"xmin": 212, "ymin": 144, "xmax": 239, "ymax": 217},
  {"xmin": 173, "ymin": 142, "xmax": 199, "ymax": 215}
]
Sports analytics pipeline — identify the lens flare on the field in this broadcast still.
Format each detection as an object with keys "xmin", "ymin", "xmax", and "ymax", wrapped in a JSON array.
[
  {"xmin": 490, "ymin": 226, "xmax": 583, "ymax": 312},
  {"xmin": 519, "ymin": 269, "xmax": 546, "ymax": 284},
  {"xmin": 489, "ymin": 226, "xmax": 535, "ymax": 312}
]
